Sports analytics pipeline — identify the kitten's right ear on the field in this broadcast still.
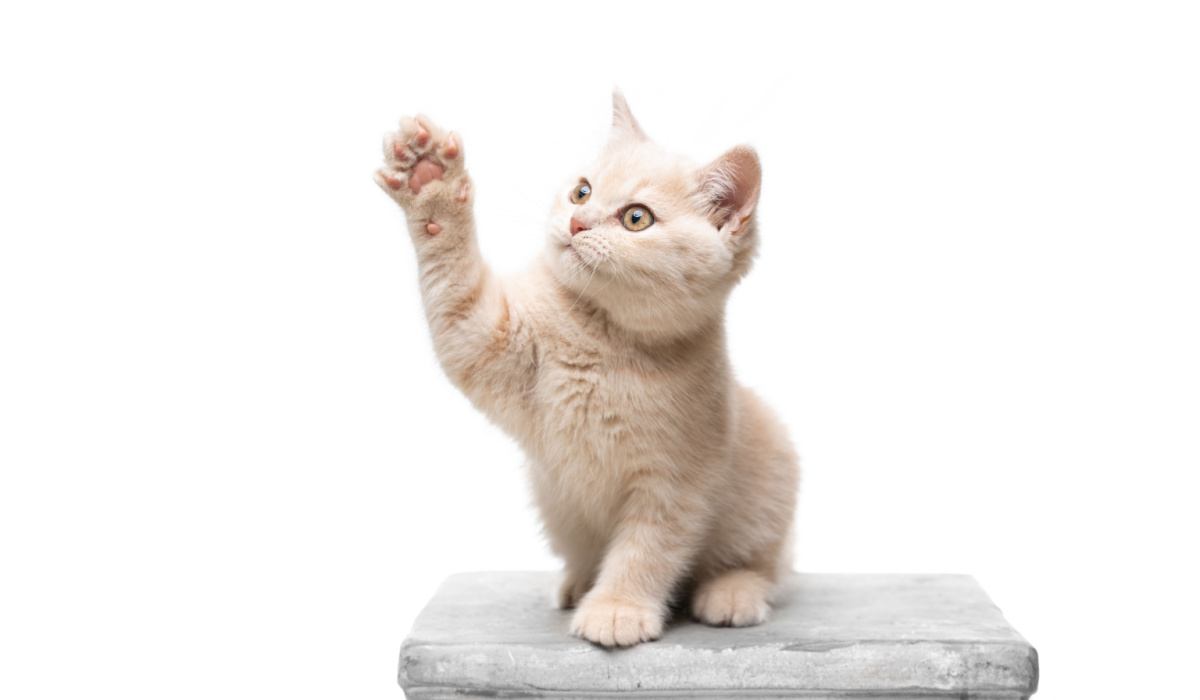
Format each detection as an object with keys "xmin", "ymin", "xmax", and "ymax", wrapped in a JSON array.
[
  {"xmin": 609, "ymin": 88, "xmax": 648, "ymax": 144},
  {"xmin": 695, "ymin": 145, "xmax": 762, "ymax": 238}
]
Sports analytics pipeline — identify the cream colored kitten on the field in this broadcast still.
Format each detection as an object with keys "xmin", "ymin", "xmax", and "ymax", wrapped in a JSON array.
[{"xmin": 375, "ymin": 92, "xmax": 798, "ymax": 648}]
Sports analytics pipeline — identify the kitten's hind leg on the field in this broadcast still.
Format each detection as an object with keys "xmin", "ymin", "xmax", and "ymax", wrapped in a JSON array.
[
  {"xmin": 556, "ymin": 568, "xmax": 595, "ymax": 610},
  {"xmin": 552, "ymin": 535, "xmax": 603, "ymax": 609},
  {"xmin": 691, "ymin": 568, "xmax": 772, "ymax": 627}
]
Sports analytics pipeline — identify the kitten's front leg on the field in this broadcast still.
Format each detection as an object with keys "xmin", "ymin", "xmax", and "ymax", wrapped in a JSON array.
[
  {"xmin": 374, "ymin": 116, "xmax": 535, "ymax": 426},
  {"xmin": 570, "ymin": 476, "xmax": 705, "ymax": 647}
]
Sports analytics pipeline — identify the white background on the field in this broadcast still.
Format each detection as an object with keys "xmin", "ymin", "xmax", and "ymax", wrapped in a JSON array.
[{"xmin": 2, "ymin": 1, "xmax": 1197, "ymax": 697}]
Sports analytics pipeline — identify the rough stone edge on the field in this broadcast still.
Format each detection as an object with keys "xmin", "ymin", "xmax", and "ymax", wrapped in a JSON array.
[
  {"xmin": 399, "ymin": 639, "xmax": 1038, "ymax": 696},
  {"xmin": 402, "ymin": 687, "xmax": 1033, "ymax": 700}
]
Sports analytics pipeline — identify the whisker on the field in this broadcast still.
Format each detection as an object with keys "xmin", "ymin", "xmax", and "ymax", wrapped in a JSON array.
[{"xmin": 567, "ymin": 254, "xmax": 600, "ymax": 316}]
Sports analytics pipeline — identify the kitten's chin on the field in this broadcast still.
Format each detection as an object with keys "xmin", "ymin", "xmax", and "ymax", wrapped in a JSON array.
[
  {"xmin": 561, "ymin": 244, "xmax": 584, "ymax": 265},
  {"xmin": 544, "ymin": 247, "xmax": 599, "ymax": 300},
  {"xmin": 548, "ymin": 244, "xmax": 590, "ymax": 281}
]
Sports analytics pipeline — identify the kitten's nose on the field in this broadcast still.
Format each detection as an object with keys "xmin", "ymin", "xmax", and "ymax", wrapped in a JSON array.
[{"xmin": 569, "ymin": 217, "xmax": 590, "ymax": 236}]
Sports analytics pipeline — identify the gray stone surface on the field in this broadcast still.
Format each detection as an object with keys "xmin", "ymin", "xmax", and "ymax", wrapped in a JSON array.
[{"xmin": 400, "ymin": 572, "xmax": 1038, "ymax": 699}]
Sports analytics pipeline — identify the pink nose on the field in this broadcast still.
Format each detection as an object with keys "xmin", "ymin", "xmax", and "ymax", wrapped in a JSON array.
[{"xmin": 570, "ymin": 217, "xmax": 590, "ymax": 236}]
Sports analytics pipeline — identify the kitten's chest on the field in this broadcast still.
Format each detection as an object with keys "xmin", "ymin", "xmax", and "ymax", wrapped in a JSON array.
[
  {"xmin": 532, "ymin": 344, "xmax": 675, "ymax": 463},
  {"xmin": 522, "ymin": 328, "xmax": 727, "ymax": 532}
]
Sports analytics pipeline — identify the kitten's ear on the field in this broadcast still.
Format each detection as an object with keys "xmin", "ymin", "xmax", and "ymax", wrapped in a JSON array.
[
  {"xmin": 609, "ymin": 88, "xmax": 648, "ymax": 143},
  {"xmin": 695, "ymin": 145, "xmax": 761, "ymax": 237}
]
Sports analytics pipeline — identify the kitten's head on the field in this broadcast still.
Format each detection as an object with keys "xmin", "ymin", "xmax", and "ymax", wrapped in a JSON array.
[{"xmin": 545, "ymin": 90, "xmax": 762, "ymax": 341}]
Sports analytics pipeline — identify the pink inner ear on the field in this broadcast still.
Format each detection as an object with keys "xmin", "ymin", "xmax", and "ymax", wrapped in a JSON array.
[{"xmin": 700, "ymin": 146, "xmax": 761, "ymax": 232}]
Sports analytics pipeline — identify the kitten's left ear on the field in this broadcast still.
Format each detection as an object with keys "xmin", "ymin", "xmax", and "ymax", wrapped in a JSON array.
[
  {"xmin": 610, "ymin": 88, "xmax": 648, "ymax": 143},
  {"xmin": 695, "ymin": 145, "xmax": 761, "ymax": 237}
]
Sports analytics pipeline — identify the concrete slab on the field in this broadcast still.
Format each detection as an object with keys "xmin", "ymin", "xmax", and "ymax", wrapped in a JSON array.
[{"xmin": 399, "ymin": 572, "xmax": 1038, "ymax": 699}]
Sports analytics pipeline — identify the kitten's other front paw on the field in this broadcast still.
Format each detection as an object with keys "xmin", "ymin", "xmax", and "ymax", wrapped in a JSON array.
[
  {"xmin": 374, "ymin": 114, "xmax": 472, "ymax": 231},
  {"xmin": 691, "ymin": 569, "xmax": 771, "ymax": 627},
  {"xmin": 570, "ymin": 593, "xmax": 663, "ymax": 647}
]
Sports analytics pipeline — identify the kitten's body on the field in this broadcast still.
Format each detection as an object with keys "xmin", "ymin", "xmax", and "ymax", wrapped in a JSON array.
[{"xmin": 376, "ymin": 93, "xmax": 798, "ymax": 647}]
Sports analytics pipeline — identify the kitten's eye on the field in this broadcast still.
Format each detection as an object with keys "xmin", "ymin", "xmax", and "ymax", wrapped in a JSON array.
[
  {"xmin": 570, "ymin": 180, "xmax": 592, "ymax": 204},
  {"xmin": 621, "ymin": 205, "xmax": 654, "ymax": 232}
]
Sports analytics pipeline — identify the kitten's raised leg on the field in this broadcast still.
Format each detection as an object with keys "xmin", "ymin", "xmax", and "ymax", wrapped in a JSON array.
[
  {"xmin": 374, "ymin": 116, "xmax": 536, "ymax": 428},
  {"xmin": 691, "ymin": 568, "xmax": 773, "ymax": 627},
  {"xmin": 375, "ymin": 114, "xmax": 473, "ymax": 244}
]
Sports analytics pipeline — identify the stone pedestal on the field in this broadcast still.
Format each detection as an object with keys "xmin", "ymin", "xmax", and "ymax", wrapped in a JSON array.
[{"xmin": 399, "ymin": 571, "xmax": 1038, "ymax": 699}]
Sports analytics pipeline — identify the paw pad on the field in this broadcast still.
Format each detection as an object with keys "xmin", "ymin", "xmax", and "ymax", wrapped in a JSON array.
[{"xmin": 375, "ymin": 115, "xmax": 467, "ymax": 200}]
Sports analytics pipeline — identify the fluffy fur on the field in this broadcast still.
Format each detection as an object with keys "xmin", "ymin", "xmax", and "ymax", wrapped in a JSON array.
[{"xmin": 375, "ymin": 91, "xmax": 799, "ymax": 647}]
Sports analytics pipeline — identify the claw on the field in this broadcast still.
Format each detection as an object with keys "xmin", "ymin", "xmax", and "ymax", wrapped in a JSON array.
[
  {"xmin": 391, "ymin": 141, "xmax": 418, "ymax": 167},
  {"xmin": 377, "ymin": 170, "xmax": 405, "ymax": 190},
  {"xmin": 414, "ymin": 117, "xmax": 431, "ymax": 146},
  {"xmin": 443, "ymin": 134, "xmax": 459, "ymax": 159}
]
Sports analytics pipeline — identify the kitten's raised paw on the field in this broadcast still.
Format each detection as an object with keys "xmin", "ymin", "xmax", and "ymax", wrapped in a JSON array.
[
  {"xmin": 691, "ymin": 569, "xmax": 771, "ymax": 627},
  {"xmin": 374, "ymin": 114, "xmax": 471, "ymax": 218},
  {"xmin": 570, "ymin": 593, "xmax": 663, "ymax": 647}
]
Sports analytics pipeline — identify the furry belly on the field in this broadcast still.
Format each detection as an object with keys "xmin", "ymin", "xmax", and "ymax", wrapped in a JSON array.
[{"xmin": 525, "ymin": 422, "xmax": 636, "ymax": 538}]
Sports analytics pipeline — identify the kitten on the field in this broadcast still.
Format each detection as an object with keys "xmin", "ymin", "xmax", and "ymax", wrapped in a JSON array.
[{"xmin": 375, "ymin": 91, "xmax": 799, "ymax": 648}]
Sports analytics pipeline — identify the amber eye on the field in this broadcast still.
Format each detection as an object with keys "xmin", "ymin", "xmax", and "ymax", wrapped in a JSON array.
[
  {"xmin": 570, "ymin": 180, "xmax": 592, "ymax": 204},
  {"xmin": 621, "ymin": 205, "xmax": 654, "ymax": 232}
]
